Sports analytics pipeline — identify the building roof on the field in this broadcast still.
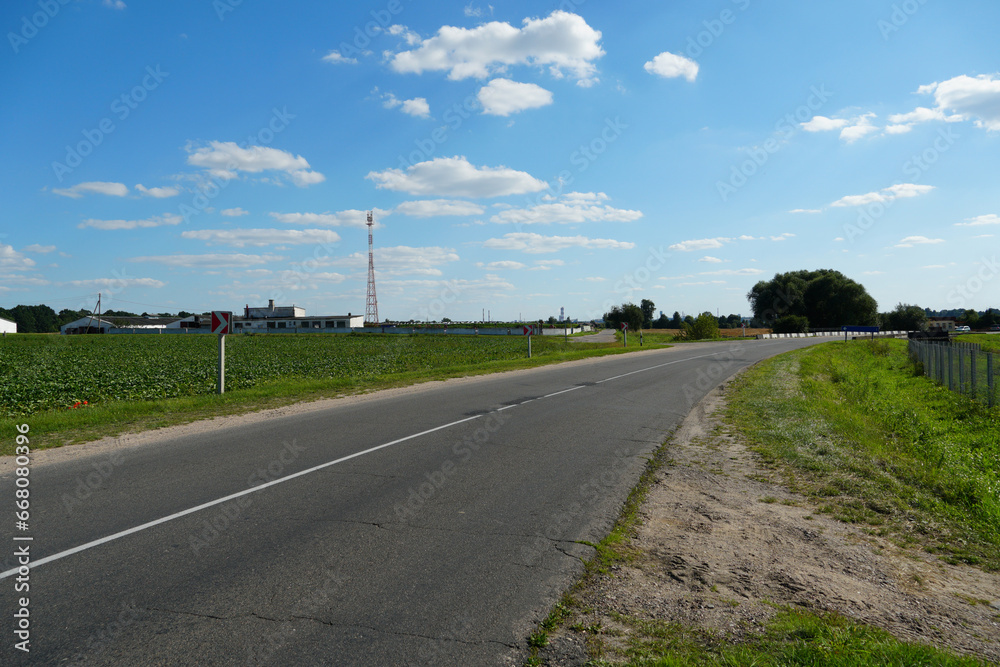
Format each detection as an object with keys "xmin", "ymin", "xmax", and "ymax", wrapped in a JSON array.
[{"xmin": 105, "ymin": 316, "xmax": 183, "ymax": 326}]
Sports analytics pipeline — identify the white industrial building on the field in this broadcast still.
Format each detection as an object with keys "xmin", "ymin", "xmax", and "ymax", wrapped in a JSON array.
[
  {"xmin": 234, "ymin": 301, "xmax": 363, "ymax": 332},
  {"xmin": 60, "ymin": 315, "xmax": 203, "ymax": 334},
  {"xmin": 0, "ymin": 316, "xmax": 16, "ymax": 334}
]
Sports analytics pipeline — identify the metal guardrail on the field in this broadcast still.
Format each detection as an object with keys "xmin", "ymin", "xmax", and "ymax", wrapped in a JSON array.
[{"xmin": 908, "ymin": 339, "xmax": 997, "ymax": 408}]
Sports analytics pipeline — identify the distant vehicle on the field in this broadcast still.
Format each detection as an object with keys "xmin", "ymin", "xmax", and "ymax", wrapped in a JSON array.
[
  {"xmin": 955, "ymin": 325, "xmax": 971, "ymax": 332},
  {"xmin": 992, "ymin": 325, "xmax": 1000, "ymax": 332}
]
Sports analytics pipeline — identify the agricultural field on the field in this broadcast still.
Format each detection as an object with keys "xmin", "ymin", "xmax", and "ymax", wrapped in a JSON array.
[{"xmin": 0, "ymin": 333, "xmax": 601, "ymax": 419}]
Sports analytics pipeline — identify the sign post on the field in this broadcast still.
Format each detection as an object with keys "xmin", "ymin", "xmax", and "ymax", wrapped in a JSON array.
[
  {"xmin": 523, "ymin": 325, "xmax": 532, "ymax": 358},
  {"xmin": 622, "ymin": 322, "xmax": 628, "ymax": 347},
  {"xmin": 212, "ymin": 311, "xmax": 233, "ymax": 394}
]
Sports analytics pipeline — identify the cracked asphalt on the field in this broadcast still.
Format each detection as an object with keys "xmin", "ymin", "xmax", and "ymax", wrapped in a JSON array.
[{"xmin": 0, "ymin": 338, "xmax": 824, "ymax": 665}]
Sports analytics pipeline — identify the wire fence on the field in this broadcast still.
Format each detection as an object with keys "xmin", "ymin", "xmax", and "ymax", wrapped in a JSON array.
[{"xmin": 908, "ymin": 339, "xmax": 997, "ymax": 408}]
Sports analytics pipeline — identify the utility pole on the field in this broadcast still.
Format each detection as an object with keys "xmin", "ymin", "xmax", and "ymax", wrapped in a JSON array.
[{"xmin": 365, "ymin": 211, "xmax": 379, "ymax": 326}]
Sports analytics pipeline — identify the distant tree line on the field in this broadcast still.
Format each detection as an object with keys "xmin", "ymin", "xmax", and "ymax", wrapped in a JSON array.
[{"xmin": 0, "ymin": 304, "xmax": 197, "ymax": 333}]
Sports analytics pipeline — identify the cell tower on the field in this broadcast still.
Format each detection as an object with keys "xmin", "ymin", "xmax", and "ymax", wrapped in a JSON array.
[{"xmin": 365, "ymin": 211, "xmax": 379, "ymax": 325}]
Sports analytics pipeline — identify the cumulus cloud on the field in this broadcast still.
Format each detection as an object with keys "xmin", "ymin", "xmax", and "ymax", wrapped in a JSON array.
[
  {"xmin": 955, "ymin": 213, "xmax": 1000, "ymax": 227},
  {"xmin": 52, "ymin": 181, "xmax": 129, "ymax": 198},
  {"xmin": 269, "ymin": 209, "xmax": 387, "ymax": 228},
  {"xmin": 321, "ymin": 50, "xmax": 358, "ymax": 65},
  {"xmin": 830, "ymin": 183, "xmax": 934, "ymax": 207},
  {"xmin": 389, "ymin": 10, "xmax": 604, "ymax": 86},
  {"xmin": 915, "ymin": 74, "xmax": 1000, "ymax": 131},
  {"xmin": 0, "ymin": 244, "xmax": 36, "ymax": 269},
  {"xmin": 894, "ymin": 235, "xmax": 944, "ymax": 248},
  {"xmin": 668, "ymin": 237, "xmax": 729, "ymax": 252},
  {"xmin": 67, "ymin": 277, "xmax": 165, "ymax": 289},
  {"xmin": 698, "ymin": 256, "xmax": 724, "ymax": 263},
  {"xmin": 489, "ymin": 192, "xmax": 642, "ymax": 224},
  {"xmin": 379, "ymin": 91, "xmax": 431, "ymax": 118},
  {"xmin": 185, "ymin": 141, "xmax": 325, "ymax": 187},
  {"xmin": 482, "ymin": 232, "xmax": 634, "ymax": 254},
  {"xmin": 221, "ymin": 207, "xmax": 249, "ymax": 217},
  {"xmin": 135, "ymin": 184, "xmax": 180, "ymax": 198},
  {"xmin": 78, "ymin": 213, "xmax": 183, "ymax": 230},
  {"xmin": 643, "ymin": 51, "xmax": 698, "ymax": 82},
  {"xmin": 840, "ymin": 113, "xmax": 879, "ymax": 143},
  {"xmin": 322, "ymin": 246, "xmax": 460, "ymax": 277},
  {"xmin": 367, "ymin": 156, "xmax": 546, "ymax": 198},
  {"xmin": 180, "ymin": 228, "xmax": 342, "ymax": 248},
  {"xmin": 394, "ymin": 200, "xmax": 485, "ymax": 217},
  {"xmin": 699, "ymin": 268, "xmax": 764, "ymax": 276},
  {"xmin": 800, "ymin": 116, "xmax": 850, "ymax": 132},
  {"xmin": 789, "ymin": 208, "xmax": 821, "ymax": 214},
  {"xmin": 129, "ymin": 253, "xmax": 283, "ymax": 268},
  {"xmin": 23, "ymin": 244, "xmax": 56, "ymax": 253},
  {"xmin": 477, "ymin": 78, "xmax": 553, "ymax": 116},
  {"xmin": 477, "ymin": 260, "xmax": 526, "ymax": 270}
]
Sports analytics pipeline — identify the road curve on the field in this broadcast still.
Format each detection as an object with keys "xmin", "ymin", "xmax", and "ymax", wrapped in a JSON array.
[{"xmin": 1, "ymin": 338, "xmax": 825, "ymax": 666}]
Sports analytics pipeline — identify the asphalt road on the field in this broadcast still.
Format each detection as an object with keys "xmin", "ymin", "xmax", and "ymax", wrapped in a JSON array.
[{"xmin": 0, "ymin": 337, "xmax": 826, "ymax": 666}]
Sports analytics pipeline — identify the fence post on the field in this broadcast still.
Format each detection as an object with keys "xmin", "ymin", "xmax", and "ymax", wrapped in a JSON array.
[
  {"xmin": 959, "ymin": 346, "xmax": 965, "ymax": 394},
  {"xmin": 989, "ymin": 353, "xmax": 995, "ymax": 408},
  {"xmin": 971, "ymin": 349, "xmax": 978, "ymax": 400}
]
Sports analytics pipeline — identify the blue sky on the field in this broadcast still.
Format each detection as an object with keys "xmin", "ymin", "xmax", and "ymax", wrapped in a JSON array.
[{"xmin": 2, "ymin": 0, "xmax": 999, "ymax": 322}]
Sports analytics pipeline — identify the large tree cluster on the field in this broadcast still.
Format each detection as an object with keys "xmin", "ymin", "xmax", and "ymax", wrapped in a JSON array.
[{"xmin": 747, "ymin": 269, "xmax": 878, "ymax": 329}]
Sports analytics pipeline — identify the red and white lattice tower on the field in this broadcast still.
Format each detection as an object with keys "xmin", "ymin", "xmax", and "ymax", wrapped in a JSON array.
[{"xmin": 365, "ymin": 211, "xmax": 379, "ymax": 325}]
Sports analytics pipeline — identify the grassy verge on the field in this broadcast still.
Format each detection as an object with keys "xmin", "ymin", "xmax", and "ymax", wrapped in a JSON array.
[
  {"xmin": 0, "ymin": 334, "xmax": 668, "ymax": 454},
  {"xmin": 524, "ymin": 338, "xmax": 997, "ymax": 666},
  {"xmin": 726, "ymin": 339, "xmax": 1000, "ymax": 570},
  {"xmin": 961, "ymin": 333, "xmax": 1000, "ymax": 352}
]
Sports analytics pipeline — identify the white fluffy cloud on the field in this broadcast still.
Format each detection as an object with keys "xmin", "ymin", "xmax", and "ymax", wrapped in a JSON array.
[
  {"xmin": 321, "ymin": 50, "xmax": 358, "ymax": 65},
  {"xmin": 389, "ymin": 11, "xmax": 604, "ymax": 86},
  {"xmin": 0, "ymin": 244, "xmax": 36, "ymax": 269},
  {"xmin": 955, "ymin": 213, "xmax": 1000, "ymax": 227},
  {"xmin": 221, "ymin": 207, "xmax": 249, "ymax": 217},
  {"xmin": 698, "ymin": 256, "xmax": 724, "ymax": 263},
  {"xmin": 129, "ymin": 253, "xmax": 283, "ymax": 267},
  {"xmin": 367, "ymin": 156, "xmax": 546, "ymax": 198},
  {"xmin": 643, "ymin": 52, "xmax": 698, "ymax": 82},
  {"xmin": 185, "ymin": 141, "xmax": 324, "ymax": 187},
  {"xmin": 135, "ymin": 184, "xmax": 180, "ymax": 198},
  {"xmin": 894, "ymin": 235, "xmax": 944, "ymax": 248},
  {"xmin": 380, "ymin": 91, "xmax": 431, "ymax": 118},
  {"xmin": 489, "ymin": 192, "xmax": 642, "ymax": 224},
  {"xmin": 477, "ymin": 260, "xmax": 526, "ymax": 270},
  {"xmin": 699, "ymin": 268, "xmax": 764, "ymax": 276},
  {"xmin": 52, "ymin": 181, "xmax": 129, "ymax": 198},
  {"xmin": 830, "ymin": 183, "xmax": 935, "ymax": 207},
  {"xmin": 324, "ymin": 246, "xmax": 460, "ymax": 277},
  {"xmin": 78, "ymin": 213, "xmax": 183, "ymax": 230},
  {"xmin": 477, "ymin": 78, "xmax": 553, "ymax": 116},
  {"xmin": 482, "ymin": 232, "xmax": 634, "ymax": 254},
  {"xmin": 270, "ymin": 209, "xmax": 387, "ymax": 228},
  {"xmin": 668, "ymin": 237, "xmax": 729, "ymax": 252},
  {"xmin": 800, "ymin": 116, "xmax": 849, "ymax": 132},
  {"xmin": 916, "ymin": 74, "xmax": 1000, "ymax": 131},
  {"xmin": 67, "ymin": 277, "xmax": 165, "ymax": 289},
  {"xmin": 394, "ymin": 200, "xmax": 485, "ymax": 217},
  {"xmin": 180, "ymin": 228, "xmax": 341, "ymax": 248}
]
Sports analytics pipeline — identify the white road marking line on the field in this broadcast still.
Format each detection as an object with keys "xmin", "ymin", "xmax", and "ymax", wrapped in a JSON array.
[{"xmin": 0, "ymin": 414, "xmax": 484, "ymax": 580}]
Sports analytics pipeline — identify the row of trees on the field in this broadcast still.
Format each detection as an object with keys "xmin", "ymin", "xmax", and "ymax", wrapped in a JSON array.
[{"xmin": 0, "ymin": 304, "xmax": 196, "ymax": 334}]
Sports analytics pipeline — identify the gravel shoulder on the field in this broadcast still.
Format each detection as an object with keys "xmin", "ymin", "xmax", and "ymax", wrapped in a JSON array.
[{"xmin": 536, "ymin": 379, "xmax": 1000, "ymax": 664}]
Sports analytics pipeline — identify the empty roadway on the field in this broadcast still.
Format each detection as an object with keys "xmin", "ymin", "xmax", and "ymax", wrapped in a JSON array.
[{"xmin": 0, "ymin": 337, "xmax": 825, "ymax": 665}]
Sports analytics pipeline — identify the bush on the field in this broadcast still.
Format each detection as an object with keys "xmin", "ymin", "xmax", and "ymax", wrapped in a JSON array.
[
  {"xmin": 684, "ymin": 312, "xmax": 720, "ymax": 340},
  {"xmin": 772, "ymin": 315, "xmax": 809, "ymax": 334}
]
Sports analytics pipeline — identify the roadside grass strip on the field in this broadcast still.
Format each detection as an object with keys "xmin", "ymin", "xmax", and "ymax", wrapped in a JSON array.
[{"xmin": 726, "ymin": 339, "xmax": 1000, "ymax": 571}]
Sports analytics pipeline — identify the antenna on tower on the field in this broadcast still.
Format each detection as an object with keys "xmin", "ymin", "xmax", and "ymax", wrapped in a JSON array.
[{"xmin": 365, "ymin": 211, "xmax": 379, "ymax": 326}]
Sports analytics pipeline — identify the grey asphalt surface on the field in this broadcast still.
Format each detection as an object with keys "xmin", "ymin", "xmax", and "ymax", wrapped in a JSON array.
[{"xmin": 0, "ymin": 337, "xmax": 826, "ymax": 666}]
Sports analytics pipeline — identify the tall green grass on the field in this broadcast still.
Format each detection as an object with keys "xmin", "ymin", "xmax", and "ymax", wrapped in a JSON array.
[{"xmin": 727, "ymin": 339, "xmax": 1000, "ymax": 570}]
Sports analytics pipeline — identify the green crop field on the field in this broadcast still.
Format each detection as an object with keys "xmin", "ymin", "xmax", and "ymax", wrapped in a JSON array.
[{"xmin": 0, "ymin": 333, "xmax": 592, "ymax": 420}]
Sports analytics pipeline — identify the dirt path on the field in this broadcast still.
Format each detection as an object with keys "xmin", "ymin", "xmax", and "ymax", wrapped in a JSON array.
[{"xmin": 537, "ymin": 380, "xmax": 1000, "ymax": 664}]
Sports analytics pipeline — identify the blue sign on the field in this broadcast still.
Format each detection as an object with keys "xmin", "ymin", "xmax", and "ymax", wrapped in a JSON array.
[{"xmin": 841, "ymin": 326, "xmax": 879, "ymax": 332}]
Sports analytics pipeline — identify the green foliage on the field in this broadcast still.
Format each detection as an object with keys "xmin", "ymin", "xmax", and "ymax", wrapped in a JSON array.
[
  {"xmin": 683, "ymin": 312, "xmax": 720, "ymax": 340},
  {"xmin": 747, "ymin": 269, "xmax": 878, "ymax": 328},
  {"xmin": 880, "ymin": 302, "xmax": 928, "ymax": 331},
  {"xmin": 772, "ymin": 314, "xmax": 810, "ymax": 334},
  {"xmin": 639, "ymin": 299, "xmax": 656, "ymax": 329},
  {"xmin": 0, "ymin": 333, "xmax": 547, "ymax": 419},
  {"xmin": 727, "ymin": 340, "xmax": 1000, "ymax": 570},
  {"xmin": 604, "ymin": 303, "xmax": 644, "ymax": 332}
]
